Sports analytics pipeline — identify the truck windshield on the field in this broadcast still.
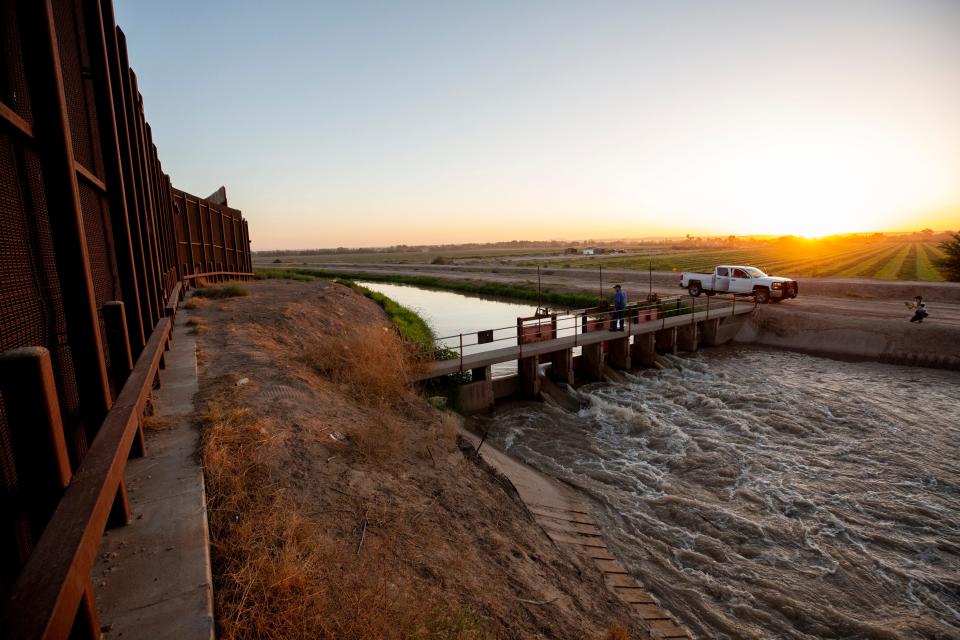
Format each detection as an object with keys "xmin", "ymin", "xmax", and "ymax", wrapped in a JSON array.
[{"xmin": 745, "ymin": 267, "xmax": 766, "ymax": 277}]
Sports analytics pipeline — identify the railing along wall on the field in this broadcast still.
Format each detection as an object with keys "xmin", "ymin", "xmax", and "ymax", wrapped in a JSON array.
[
  {"xmin": 0, "ymin": 1, "xmax": 253, "ymax": 637},
  {"xmin": 417, "ymin": 293, "xmax": 748, "ymax": 364}
]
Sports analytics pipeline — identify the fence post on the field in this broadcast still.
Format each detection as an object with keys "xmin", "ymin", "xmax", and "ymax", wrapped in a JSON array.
[
  {"xmin": 0, "ymin": 348, "xmax": 73, "ymax": 542},
  {"xmin": 102, "ymin": 301, "xmax": 146, "ymax": 458},
  {"xmin": 459, "ymin": 334, "xmax": 463, "ymax": 373}
]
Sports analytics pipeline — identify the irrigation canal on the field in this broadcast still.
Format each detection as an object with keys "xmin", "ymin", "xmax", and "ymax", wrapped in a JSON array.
[{"xmin": 360, "ymin": 280, "xmax": 960, "ymax": 639}]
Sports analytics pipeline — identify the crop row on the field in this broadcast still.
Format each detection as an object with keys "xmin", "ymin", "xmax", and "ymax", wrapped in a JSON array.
[{"xmin": 556, "ymin": 241, "xmax": 948, "ymax": 281}]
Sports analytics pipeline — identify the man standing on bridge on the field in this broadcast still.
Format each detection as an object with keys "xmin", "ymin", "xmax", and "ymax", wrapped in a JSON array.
[{"xmin": 612, "ymin": 284, "xmax": 627, "ymax": 331}]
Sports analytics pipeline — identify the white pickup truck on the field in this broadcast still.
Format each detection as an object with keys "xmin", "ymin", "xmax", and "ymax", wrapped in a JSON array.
[{"xmin": 679, "ymin": 265, "xmax": 798, "ymax": 303}]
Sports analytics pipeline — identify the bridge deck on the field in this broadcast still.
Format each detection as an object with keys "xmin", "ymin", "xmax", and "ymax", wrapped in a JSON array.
[{"xmin": 417, "ymin": 303, "xmax": 753, "ymax": 380}]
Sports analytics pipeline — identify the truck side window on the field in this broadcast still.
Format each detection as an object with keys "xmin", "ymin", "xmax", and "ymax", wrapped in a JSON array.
[
  {"xmin": 717, "ymin": 268, "xmax": 729, "ymax": 277},
  {"xmin": 733, "ymin": 268, "xmax": 748, "ymax": 278}
]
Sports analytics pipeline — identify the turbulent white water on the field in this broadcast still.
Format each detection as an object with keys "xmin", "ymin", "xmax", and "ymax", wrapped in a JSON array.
[{"xmin": 475, "ymin": 348, "xmax": 960, "ymax": 639}]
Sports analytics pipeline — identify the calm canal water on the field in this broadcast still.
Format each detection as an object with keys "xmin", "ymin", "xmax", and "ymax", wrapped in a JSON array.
[{"xmin": 364, "ymin": 281, "xmax": 960, "ymax": 640}]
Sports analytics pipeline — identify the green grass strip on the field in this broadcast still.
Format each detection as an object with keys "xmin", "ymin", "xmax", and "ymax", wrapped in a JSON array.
[
  {"xmin": 269, "ymin": 267, "xmax": 602, "ymax": 309},
  {"xmin": 193, "ymin": 284, "xmax": 249, "ymax": 298},
  {"xmin": 333, "ymin": 278, "xmax": 435, "ymax": 348},
  {"xmin": 254, "ymin": 268, "xmax": 320, "ymax": 282}
]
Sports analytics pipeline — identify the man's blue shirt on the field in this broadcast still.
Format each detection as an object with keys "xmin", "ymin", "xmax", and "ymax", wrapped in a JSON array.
[{"xmin": 614, "ymin": 290, "xmax": 626, "ymax": 309}]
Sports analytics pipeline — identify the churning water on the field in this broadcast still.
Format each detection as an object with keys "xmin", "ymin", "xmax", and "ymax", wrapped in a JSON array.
[{"xmin": 475, "ymin": 348, "xmax": 960, "ymax": 639}]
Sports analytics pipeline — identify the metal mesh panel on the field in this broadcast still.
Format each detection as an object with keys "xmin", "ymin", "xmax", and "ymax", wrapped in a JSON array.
[
  {"xmin": 52, "ymin": 0, "xmax": 101, "ymax": 176},
  {"xmin": 187, "ymin": 198, "xmax": 202, "ymax": 266},
  {"xmin": 22, "ymin": 142, "xmax": 85, "ymax": 467},
  {"xmin": 0, "ymin": 0, "xmax": 33, "ymax": 125},
  {"xmin": 79, "ymin": 183, "xmax": 116, "ymax": 374},
  {"xmin": 210, "ymin": 208, "xmax": 223, "ymax": 265},
  {"xmin": 0, "ymin": 133, "xmax": 48, "ymax": 353}
]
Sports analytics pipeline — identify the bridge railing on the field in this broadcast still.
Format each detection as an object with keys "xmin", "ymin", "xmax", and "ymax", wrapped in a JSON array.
[{"xmin": 413, "ymin": 292, "xmax": 755, "ymax": 368}]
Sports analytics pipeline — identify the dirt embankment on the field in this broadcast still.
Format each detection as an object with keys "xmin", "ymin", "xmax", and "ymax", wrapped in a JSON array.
[{"xmin": 189, "ymin": 279, "xmax": 641, "ymax": 640}]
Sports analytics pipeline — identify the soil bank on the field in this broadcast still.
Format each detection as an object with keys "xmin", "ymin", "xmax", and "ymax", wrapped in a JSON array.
[{"xmin": 188, "ymin": 279, "xmax": 648, "ymax": 639}]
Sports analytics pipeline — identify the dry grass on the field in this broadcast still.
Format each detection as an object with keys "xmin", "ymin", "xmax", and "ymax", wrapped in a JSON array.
[
  {"xmin": 142, "ymin": 414, "xmax": 177, "ymax": 432},
  {"xmin": 184, "ymin": 295, "xmax": 209, "ymax": 310},
  {"xmin": 200, "ymin": 391, "xmax": 491, "ymax": 640},
  {"xmin": 195, "ymin": 281, "xmax": 638, "ymax": 640},
  {"xmin": 306, "ymin": 325, "xmax": 412, "ymax": 403},
  {"xmin": 187, "ymin": 317, "xmax": 208, "ymax": 334}
]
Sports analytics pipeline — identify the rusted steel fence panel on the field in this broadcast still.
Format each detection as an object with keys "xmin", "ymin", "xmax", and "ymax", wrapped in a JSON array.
[{"xmin": 0, "ymin": 1, "xmax": 253, "ymax": 636}]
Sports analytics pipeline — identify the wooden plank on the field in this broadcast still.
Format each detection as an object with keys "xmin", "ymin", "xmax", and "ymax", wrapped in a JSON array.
[
  {"xmin": 547, "ymin": 531, "xmax": 608, "ymax": 548},
  {"xmin": 536, "ymin": 516, "xmax": 602, "ymax": 536},
  {"xmin": 529, "ymin": 506, "xmax": 594, "ymax": 524},
  {"xmin": 648, "ymin": 619, "xmax": 690, "ymax": 638},
  {"xmin": 580, "ymin": 546, "xmax": 616, "ymax": 560},
  {"xmin": 605, "ymin": 573, "xmax": 640, "ymax": 589},
  {"xmin": 594, "ymin": 559, "xmax": 628, "ymax": 574},
  {"xmin": 634, "ymin": 604, "xmax": 671, "ymax": 620},
  {"xmin": 0, "ymin": 318, "xmax": 171, "ymax": 640},
  {"xmin": 613, "ymin": 587, "xmax": 657, "ymax": 604}
]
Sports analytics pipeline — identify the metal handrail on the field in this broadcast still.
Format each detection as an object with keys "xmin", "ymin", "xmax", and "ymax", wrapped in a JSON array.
[
  {"xmin": 0, "ymin": 269, "xmax": 248, "ymax": 640},
  {"xmin": 414, "ymin": 292, "xmax": 752, "ymax": 363}
]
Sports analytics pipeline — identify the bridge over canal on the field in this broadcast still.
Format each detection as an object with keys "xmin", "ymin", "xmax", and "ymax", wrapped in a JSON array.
[{"xmin": 415, "ymin": 293, "xmax": 757, "ymax": 411}]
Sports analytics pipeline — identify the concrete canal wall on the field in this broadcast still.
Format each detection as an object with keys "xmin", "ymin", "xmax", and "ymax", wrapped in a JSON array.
[{"xmin": 736, "ymin": 306, "xmax": 960, "ymax": 370}]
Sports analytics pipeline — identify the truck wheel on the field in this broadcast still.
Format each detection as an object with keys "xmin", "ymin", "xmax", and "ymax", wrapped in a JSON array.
[
  {"xmin": 755, "ymin": 288, "xmax": 770, "ymax": 304},
  {"xmin": 688, "ymin": 282, "xmax": 702, "ymax": 297}
]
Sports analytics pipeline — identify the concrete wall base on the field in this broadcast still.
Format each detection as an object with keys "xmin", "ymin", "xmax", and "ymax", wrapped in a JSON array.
[
  {"xmin": 631, "ymin": 332, "xmax": 657, "ymax": 368},
  {"xmin": 607, "ymin": 336, "xmax": 630, "ymax": 370},
  {"xmin": 458, "ymin": 379, "xmax": 495, "ymax": 413},
  {"xmin": 676, "ymin": 323, "xmax": 699, "ymax": 352},
  {"xmin": 655, "ymin": 327, "xmax": 677, "ymax": 354},
  {"xmin": 580, "ymin": 342, "xmax": 604, "ymax": 381}
]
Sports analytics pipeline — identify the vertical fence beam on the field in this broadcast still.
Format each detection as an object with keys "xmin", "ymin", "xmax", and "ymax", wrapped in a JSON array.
[
  {"xmin": 20, "ymin": 0, "xmax": 113, "ymax": 424},
  {"xmin": 0, "ymin": 348, "xmax": 72, "ymax": 543},
  {"xmin": 110, "ymin": 26, "xmax": 156, "ymax": 338},
  {"xmin": 86, "ymin": 0, "xmax": 146, "ymax": 357},
  {"xmin": 117, "ymin": 34, "xmax": 161, "ymax": 328}
]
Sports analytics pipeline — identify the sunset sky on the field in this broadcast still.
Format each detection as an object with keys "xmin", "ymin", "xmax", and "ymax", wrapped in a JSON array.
[{"xmin": 115, "ymin": 0, "xmax": 960, "ymax": 250}]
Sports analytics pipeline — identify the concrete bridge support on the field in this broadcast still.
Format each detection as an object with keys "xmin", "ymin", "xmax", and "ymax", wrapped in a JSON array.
[
  {"xmin": 518, "ymin": 356, "xmax": 541, "ymax": 398},
  {"xmin": 457, "ymin": 379, "xmax": 494, "ymax": 413},
  {"xmin": 677, "ymin": 323, "xmax": 699, "ymax": 352},
  {"xmin": 548, "ymin": 349, "xmax": 575, "ymax": 386},
  {"xmin": 607, "ymin": 336, "xmax": 630, "ymax": 370},
  {"xmin": 655, "ymin": 327, "xmax": 677, "ymax": 354},
  {"xmin": 705, "ymin": 316, "xmax": 746, "ymax": 346},
  {"xmin": 581, "ymin": 342, "xmax": 604, "ymax": 381},
  {"xmin": 631, "ymin": 332, "xmax": 657, "ymax": 368},
  {"xmin": 701, "ymin": 319, "xmax": 722, "ymax": 347},
  {"xmin": 471, "ymin": 365, "xmax": 491, "ymax": 382}
]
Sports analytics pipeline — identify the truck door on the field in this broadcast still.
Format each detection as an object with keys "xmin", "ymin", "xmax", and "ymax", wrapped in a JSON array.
[
  {"xmin": 731, "ymin": 268, "xmax": 751, "ymax": 293},
  {"xmin": 715, "ymin": 267, "xmax": 730, "ymax": 292}
]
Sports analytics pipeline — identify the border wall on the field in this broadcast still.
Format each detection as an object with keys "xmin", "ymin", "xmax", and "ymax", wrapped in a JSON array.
[{"xmin": 0, "ymin": 1, "xmax": 252, "ymax": 637}]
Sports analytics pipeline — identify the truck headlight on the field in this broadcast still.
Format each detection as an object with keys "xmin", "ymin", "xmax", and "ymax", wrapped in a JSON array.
[{"xmin": 771, "ymin": 282, "xmax": 782, "ymax": 289}]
